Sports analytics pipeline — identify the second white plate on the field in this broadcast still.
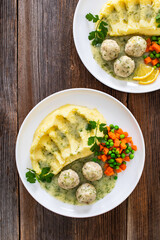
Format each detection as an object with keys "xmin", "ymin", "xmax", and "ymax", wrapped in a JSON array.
[{"xmin": 73, "ymin": 0, "xmax": 160, "ymax": 93}]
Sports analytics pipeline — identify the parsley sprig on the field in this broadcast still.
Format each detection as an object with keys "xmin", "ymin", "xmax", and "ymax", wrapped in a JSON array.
[
  {"xmin": 26, "ymin": 167, "xmax": 54, "ymax": 183},
  {"xmin": 156, "ymin": 10, "xmax": 160, "ymax": 28},
  {"xmin": 87, "ymin": 121, "xmax": 108, "ymax": 159},
  {"xmin": 86, "ymin": 13, "xmax": 108, "ymax": 46}
]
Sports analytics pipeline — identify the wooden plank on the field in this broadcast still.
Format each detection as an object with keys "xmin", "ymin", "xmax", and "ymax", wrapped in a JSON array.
[
  {"xmin": 0, "ymin": 0, "xmax": 19, "ymax": 239},
  {"xmin": 18, "ymin": 0, "xmax": 128, "ymax": 240},
  {"xmin": 127, "ymin": 92, "xmax": 160, "ymax": 240}
]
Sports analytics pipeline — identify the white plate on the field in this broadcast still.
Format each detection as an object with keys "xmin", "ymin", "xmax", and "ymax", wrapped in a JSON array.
[
  {"xmin": 16, "ymin": 88, "xmax": 145, "ymax": 218},
  {"xmin": 73, "ymin": 0, "xmax": 160, "ymax": 93}
]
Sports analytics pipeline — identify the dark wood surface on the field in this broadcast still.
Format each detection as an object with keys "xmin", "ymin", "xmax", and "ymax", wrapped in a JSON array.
[{"xmin": 0, "ymin": 0, "xmax": 160, "ymax": 239}]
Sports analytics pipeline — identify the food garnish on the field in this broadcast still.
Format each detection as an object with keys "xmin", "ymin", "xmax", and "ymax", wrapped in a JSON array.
[
  {"xmin": 156, "ymin": 10, "xmax": 160, "ymax": 28},
  {"xmin": 26, "ymin": 167, "xmax": 54, "ymax": 183},
  {"xmin": 86, "ymin": 13, "xmax": 108, "ymax": 46},
  {"xmin": 139, "ymin": 68, "xmax": 159, "ymax": 85},
  {"xmin": 133, "ymin": 63, "xmax": 154, "ymax": 80},
  {"xmin": 87, "ymin": 121, "xmax": 137, "ymax": 178}
]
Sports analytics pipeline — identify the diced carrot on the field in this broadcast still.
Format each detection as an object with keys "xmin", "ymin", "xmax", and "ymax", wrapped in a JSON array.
[
  {"xmin": 119, "ymin": 148, "xmax": 123, "ymax": 154},
  {"xmin": 145, "ymin": 46, "xmax": 150, "ymax": 52},
  {"xmin": 107, "ymin": 126, "xmax": 110, "ymax": 132},
  {"xmin": 98, "ymin": 155, "xmax": 102, "ymax": 160},
  {"xmin": 101, "ymin": 155, "xmax": 108, "ymax": 162},
  {"xmin": 104, "ymin": 167, "xmax": 114, "ymax": 176},
  {"xmin": 144, "ymin": 56, "xmax": 152, "ymax": 64},
  {"xmin": 114, "ymin": 138, "xmax": 120, "ymax": 147},
  {"xmin": 149, "ymin": 46, "xmax": 154, "ymax": 51},
  {"xmin": 121, "ymin": 139, "xmax": 127, "ymax": 144},
  {"xmin": 115, "ymin": 133, "xmax": 120, "ymax": 138},
  {"xmin": 120, "ymin": 164, "xmax": 127, "ymax": 171},
  {"xmin": 100, "ymin": 144, "xmax": 104, "ymax": 151},
  {"xmin": 123, "ymin": 132, "xmax": 128, "ymax": 137},
  {"xmin": 108, "ymin": 132, "xmax": 116, "ymax": 140},
  {"xmin": 124, "ymin": 156, "xmax": 130, "ymax": 162},
  {"xmin": 103, "ymin": 147, "xmax": 109, "ymax": 155},
  {"xmin": 152, "ymin": 58, "xmax": 159, "ymax": 66},
  {"xmin": 101, "ymin": 142, "xmax": 106, "ymax": 146},
  {"xmin": 104, "ymin": 163, "xmax": 109, "ymax": 169},
  {"xmin": 107, "ymin": 156, "xmax": 111, "ymax": 160},
  {"xmin": 132, "ymin": 145, "xmax": 137, "ymax": 151},
  {"xmin": 116, "ymin": 158, "xmax": 123, "ymax": 164},
  {"xmin": 121, "ymin": 142, "xmax": 127, "ymax": 149},
  {"xmin": 117, "ymin": 128, "xmax": 123, "ymax": 134},
  {"xmin": 146, "ymin": 38, "xmax": 152, "ymax": 47},
  {"xmin": 116, "ymin": 168, "xmax": 122, "ymax": 173},
  {"xmin": 126, "ymin": 137, "xmax": 132, "ymax": 143},
  {"xmin": 152, "ymin": 43, "xmax": 160, "ymax": 53}
]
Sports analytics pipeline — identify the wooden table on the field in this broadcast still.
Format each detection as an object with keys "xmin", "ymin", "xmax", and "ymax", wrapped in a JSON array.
[{"xmin": 1, "ymin": 0, "xmax": 160, "ymax": 239}]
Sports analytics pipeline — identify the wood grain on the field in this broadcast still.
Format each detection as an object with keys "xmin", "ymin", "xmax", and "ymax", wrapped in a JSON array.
[
  {"xmin": 18, "ymin": 1, "xmax": 128, "ymax": 240},
  {"xmin": 127, "ymin": 92, "xmax": 160, "ymax": 240},
  {"xmin": 0, "ymin": 0, "xmax": 19, "ymax": 239}
]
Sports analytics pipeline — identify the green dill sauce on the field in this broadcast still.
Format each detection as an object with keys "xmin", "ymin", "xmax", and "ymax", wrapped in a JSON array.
[
  {"xmin": 91, "ymin": 35, "xmax": 146, "ymax": 81},
  {"xmin": 40, "ymin": 155, "xmax": 117, "ymax": 205}
]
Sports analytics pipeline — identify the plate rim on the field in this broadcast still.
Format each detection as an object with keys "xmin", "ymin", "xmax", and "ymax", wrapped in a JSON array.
[
  {"xmin": 15, "ymin": 88, "xmax": 146, "ymax": 218},
  {"xmin": 73, "ymin": 0, "xmax": 160, "ymax": 94}
]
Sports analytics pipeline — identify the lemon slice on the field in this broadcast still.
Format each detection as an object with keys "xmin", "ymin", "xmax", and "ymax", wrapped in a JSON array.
[
  {"xmin": 139, "ymin": 69, "xmax": 159, "ymax": 85},
  {"xmin": 133, "ymin": 64, "xmax": 154, "ymax": 80}
]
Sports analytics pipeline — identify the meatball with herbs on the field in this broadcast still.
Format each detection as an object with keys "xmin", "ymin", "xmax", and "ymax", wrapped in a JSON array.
[
  {"xmin": 125, "ymin": 36, "xmax": 147, "ymax": 57},
  {"xmin": 100, "ymin": 39, "xmax": 120, "ymax": 61},
  {"xmin": 58, "ymin": 169, "xmax": 80, "ymax": 190},
  {"xmin": 82, "ymin": 162, "xmax": 103, "ymax": 181},
  {"xmin": 76, "ymin": 183, "xmax": 96, "ymax": 204},
  {"xmin": 114, "ymin": 56, "xmax": 135, "ymax": 78}
]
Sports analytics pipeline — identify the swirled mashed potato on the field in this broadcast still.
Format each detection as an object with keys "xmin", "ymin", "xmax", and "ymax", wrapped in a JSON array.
[{"xmin": 30, "ymin": 105, "xmax": 106, "ymax": 175}]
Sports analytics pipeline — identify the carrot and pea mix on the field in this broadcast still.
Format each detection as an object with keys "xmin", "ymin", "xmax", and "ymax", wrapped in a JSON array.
[
  {"xmin": 87, "ymin": 121, "xmax": 137, "ymax": 180},
  {"xmin": 144, "ymin": 36, "xmax": 160, "ymax": 69}
]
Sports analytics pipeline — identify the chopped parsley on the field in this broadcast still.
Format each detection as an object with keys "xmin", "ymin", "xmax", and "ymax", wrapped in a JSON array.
[
  {"xmin": 156, "ymin": 10, "xmax": 160, "ymax": 27},
  {"xmin": 26, "ymin": 167, "xmax": 54, "ymax": 183},
  {"xmin": 86, "ymin": 13, "xmax": 108, "ymax": 46}
]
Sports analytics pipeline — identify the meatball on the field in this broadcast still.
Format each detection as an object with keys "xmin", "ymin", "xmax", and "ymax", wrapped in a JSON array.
[
  {"xmin": 100, "ymin": 39, "xmax": 120, "ymax": 61},
  {"xmin": 82, "ymin": 162, "xmax": 103, "ymax": 181},
  {"xmin": 58, "ymin": 169, "xmax": 79, "ymax": 190},
  {"xmin": 114, "ymin": 56, "xmax": 135, "ymax": 78},
  {"xmin": 125, "ymin": 36, "xmax": 147, "ymax": 57},
  {"xmin": 76, "ymin": 183, "xmax": 96, "ymax": 204}
]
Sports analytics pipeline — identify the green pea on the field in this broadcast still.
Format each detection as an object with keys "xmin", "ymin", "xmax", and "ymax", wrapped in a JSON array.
[
  {"xmin": 156, "ymin": 53, "xmax": 160, "ymax": 58},
  {"xmin": 108, "ymin": 159, "xmax": 114, "ymax": 163},
  {"xmin": 122, "ymin": 161, "xmax": 126, "ymax": 165},
  {"xmin": 158, "ymin": 40, "xmax": 160, "ymax": 45},
  {"xmin": 109, "ymin": 164, "xmax": 114, "ymax": 168},
  {"xmin": 129, "ymin": 154, "xmax": 134, "ymax": 159},
  {"xmin": 125, "ymin": 149, "xmax": 130, "ymax": 154},
  {"xmin": 150, "ymin": 53, "xmax": 154, "ymax": 58},
  {"xmin": 113, "ymin": 148, "xmax": 116, "ymax": 151},
  {"xmin": 117, "ymin": 162, "xmax": 121, "ymax": 166},
  {"xmin": 112, "ymin": 149, "xmax": 115, "ymax": 153},
  {"xmin": 157, "ymin": 63, "xmax": 160, "ymax": 67},
  {"xmin": 113, "ymin": 162, "xmax": 117, "ymax": 166},
  {"xmin": 108, "ymin": 150, "xmax": 112, "ymax": 155},
  {"xmin": 153, "ymin": 50, "xmax": 156, "ymax": 55},
  {"xmin": 108, "ymin": 139, "xmax": 113, "ymax": 142},
  {"xmin": 115, "ymin": 125, "xmax": 119, "ymax": 130},
  {"xmin": 153, "ymin": 66, "xmax": 157, "ymax": 69},
  {"xmin": 128, "ymin": 146, "xmax": 132, "ymax": 151},
  {"xmin": 120, "ymin": 134, "xmax": 125, "ymax": 139},
  {"xmin": 110, "ymin": 142, "xmax": 114, "ymax": 147},
  {"xmin": 117, "ymin": 154, "xmax": 120, "ymax": 158},
  {"xmin": 126, "ymin": 143, "xmax": 129, "ymax": 147},
  {"xmin": 115, "ymin": 166, "xmax": 119, "ymax": 169},
  {"xmin": 143, "ymin": 55, "xmax": 147, "ymax": 59},
  {"xmin": 121, "ymin": 153, "xmax": 126, "ymax": 159},
  {"xmin": 104, "ymin": 135, "xmax": 108, "ymax": 140},
  {"xmin": 111, "ymin": 129, "xmax": 115, "ymax": 133},
  {"xmin": 115, "ymin": 151, "xmax": 119, "ymax": 155},
  {"xmin": 106, "ymin": 142, "xmax": 110, "ymax": 146},
  {"xmin": 111, "ymin": 153, "xmax": 116, "ymax": 158},
  {"xmin": 131, "ymin": 150, "xmax": 135, "ymax": 154},
  {"xmin": 151, "ymin": 36, "xmax": 157, "ymax": 41},
  {"xmin": 114, "ymin": 176, "xmax": 118, "ymax": 180},
  {"xmin": 109, "ymin": 124, "xmax": 114, "ymax": 129}
]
